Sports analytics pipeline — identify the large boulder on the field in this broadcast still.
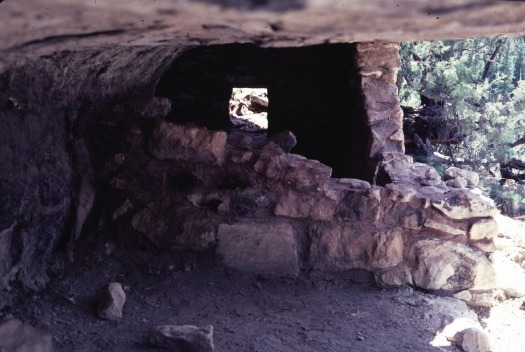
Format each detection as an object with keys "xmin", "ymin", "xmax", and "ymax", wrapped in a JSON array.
[{"xmin": 410, "ymin": 240, "xmax": 496, "ymax": 292}]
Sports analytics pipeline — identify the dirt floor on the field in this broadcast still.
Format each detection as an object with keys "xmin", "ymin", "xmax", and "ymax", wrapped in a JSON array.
[
  {"xmin": 3, "ymin": 244, "xmax": 525, "ymax": 352},
  {"xmin": 2, "ymin": 240, "xmax": 513, "ymax": 352}
]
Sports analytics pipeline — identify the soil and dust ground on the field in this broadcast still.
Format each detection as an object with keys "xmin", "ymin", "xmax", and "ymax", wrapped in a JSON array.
[
  {"xmin": 1, "ymin": 243, "xmax": 463, "ymax": 352},
  {"xmin": 2, "ymin": 236, "xmax": 525, "ymax": 351}
]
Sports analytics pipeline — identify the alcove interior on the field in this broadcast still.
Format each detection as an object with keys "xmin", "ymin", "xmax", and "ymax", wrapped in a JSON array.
[{"xmin": 155, "ymin": 43, "xmax": 371, "ymax": 179}]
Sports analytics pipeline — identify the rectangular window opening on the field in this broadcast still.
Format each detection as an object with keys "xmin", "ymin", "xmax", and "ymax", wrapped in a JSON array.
[{"xmin": 229, "ymin": 87, "xmax": 268, "ymax": 131}]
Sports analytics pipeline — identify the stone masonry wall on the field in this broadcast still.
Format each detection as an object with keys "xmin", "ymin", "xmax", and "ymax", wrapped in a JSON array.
[
  {"xmin": 0, "ymin": 41, "xmax": 502, "ymax": 308},
  {"xmin": 356, "ymin": 42, "xmax": 406, "ymax": 177},
  {"xmin": 92, "ymin": 106, "xmax": 500, "ymax": 308}
]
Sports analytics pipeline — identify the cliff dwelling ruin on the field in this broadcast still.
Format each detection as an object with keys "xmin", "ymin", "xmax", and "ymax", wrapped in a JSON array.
[{"xmin": 1, "ymin": 1, "xmax": 525, "ymax": 351}]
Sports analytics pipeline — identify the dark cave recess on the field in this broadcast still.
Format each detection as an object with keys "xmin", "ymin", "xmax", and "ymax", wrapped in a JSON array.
[{"xmin": 155, "ymin": 43, "xmax": 371, "ymax": 179}]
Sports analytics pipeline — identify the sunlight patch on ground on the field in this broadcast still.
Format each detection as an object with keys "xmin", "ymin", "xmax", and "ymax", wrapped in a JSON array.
[{"xmin": 483, "ymin": 301, "xmax": 525, "ymax": 352}]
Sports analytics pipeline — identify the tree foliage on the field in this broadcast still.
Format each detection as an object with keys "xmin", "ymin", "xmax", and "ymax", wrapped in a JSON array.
[{"xmin": 398, "ymin": 38, "xmax": 525, "ymax": 170}]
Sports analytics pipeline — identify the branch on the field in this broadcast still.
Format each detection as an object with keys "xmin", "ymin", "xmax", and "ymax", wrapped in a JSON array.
[
  {"xmin": 432, "ymin": 153, "xmax": 492, "ymax": 166},
  {"xmin": 479, "ymin": 39, "xmax": 505, "ymax": 82},
  {"xmin": 509, "ymin": 135, "xmax": 525, "ymax": 148},
  {"xmin": 501, "ymin": 158, "xmax": 525, "ymax": 170}
]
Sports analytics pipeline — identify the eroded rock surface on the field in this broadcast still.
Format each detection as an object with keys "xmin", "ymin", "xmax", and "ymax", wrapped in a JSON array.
[
  {"xmin": 217, "ymin": 222, "xmax": 300, "ymax": 278},
  {"xmin": 0, "ymin": 319, "xmax": 54, "ymax": 352},
  {"xmin": 97, "ymin": 282, "xmax": 126, "ymax": 321},
  {"xmin": 148, "ymin": 325, "xmax": 214, "ymax": 352}
]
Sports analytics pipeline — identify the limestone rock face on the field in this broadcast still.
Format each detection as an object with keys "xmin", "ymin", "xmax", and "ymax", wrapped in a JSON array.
[
  {"xmin": 469, "ymin": 218, "xmax": 499, "ymax": 242},
  {"xmin": 410, "ymin": 240, "xmax": 496, "ymax": 292},
  {"xmin": 148, "ymin": 325, "xmax": 214, "ymax": 352},
  {"xmin": 0, "ymin": 319, "xmax": 54, "ymax": 352},
  {"xmin": 357, "ymin": 43, "xmax": 405, "ymax": 159},
  {"xmin": 0, "ymin": 44, "xmax": 181, "ymax": 293},
  {"xmin": 274, "ymin": 189, "xmax": 338, "ymax": 221},
  {"xmin": 457, "ymin": 328, "xmax": 491, "ymax": 352},
  {"xmin": 376, "ymin": 153, "xmax": 446, "ymax": 190},
  {"xmin": 150, "ymin": 121, "xmax": 227, "ymax": 165},
  {"xmin": 253, "ymin": 150, "xmax": 332, "ymax": 192},
  {"xmin": 131, "ymin": 202, "xmax": 219, "ymax": 252},
  {"xmin": 310, "ymin": 225, "xmax": 404, "ymax": 272},
  {"xmin": 432, "ymin": 190, "xmax": 499, "ymax": 220},
  {"xmin": 125, "ymin": 96, "xmax": 172, "ymax": 120},
  {"xmin": 4, "ymin": 0, "xmax": 525, "ymax": 64},
  {"xmin": 0, "ymin": 94, "xmax": 73, "ymax": 291},
  {"xmin": 444, "ymin": 167, "xmax": 480, "ymax": 187},
  {"xmin": 453, "ymin": 290, "xmax": 498, "ymax": 308},
  {"xmin": 217, "ymin": 222, "xmax": 300, "ymax": 278}
]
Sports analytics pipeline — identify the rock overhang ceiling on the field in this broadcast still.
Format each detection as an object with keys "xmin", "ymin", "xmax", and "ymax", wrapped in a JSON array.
[{"xmin": 1, "ymin": 0, "xmax": 525, "ymax": 63}]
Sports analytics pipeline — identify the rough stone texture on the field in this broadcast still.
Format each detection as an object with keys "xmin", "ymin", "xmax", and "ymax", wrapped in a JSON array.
[
  {"xmin": 97, "ymin": 282, "xmax": 126, "ymax": 321},
  {"xmin": 334, "ymin": 178, "xmax": 372, "ymax": 190},
  {"xmin": 469, "ymin": 218, "xmax": 499, "ymax": 242},
  {"xmin": 310, "ymin": 225, "xmax": 404, "ymax": 272},
  {"xmin": 377, "ymin": 156, "xmax": 447, "ymax": 190},
  {"xmin": 410, "ymin": 240, "xmax": 496, "ymax": 292},
  {"xmin": 274, "ymin": 189, "xmax": 338, "ymax": 222},
  {"xmin": 457, "ymin": 328, "xmax": 492, "ymax": 352},
  {"xmin": 436, "ymin": 309, "xmax": 481, "ymax": 342},
  {"xmin": 444, "ymin": 167, "xmax": 480, "ymax": 187},
  {"xmin": 131, "ymin": 202, "xmax": 219, "ymax": 252},
  {"xmin": 446, "ymin": 177, "xmax": 469, "ymax": 189},
  {"xmin": 374, "ymin": 265, "xmax": 413, "ymax": 287},
  {"xmin": 357, "ymin": 43, "xmax": 405, "ymax": 166},
  {"xmin": 150, "ymin": 121, "xmax": 227, "ymax": 165},
  {"xmin": 453, "ymin": 290, "xmax": 500, "ymax": 308},
  {"xmin": 0, "ymin": 319, "xmax": 54, "ymax": 352},
  {"xmin": 432, "ymin": 190, "xmax": 499, "ymax": 220},
  {"xmin": 148, "ymin": 325, "xmax": 214, "ymax": 352},
  {"xmin": 254, "ymin": 151, "xmax": 332, "ymax": 192},
  {"xmin": 0, "ymin": 43, "xmax": 182, "ymax": 293},
  {"xmin": 264, "ymin": 130, "xmax": 297, "ymax": 153},
  {"xmin": 217, "ymin": 222, "xmax": 300, "ymax": 278},
  {"xmin": 4, "ymin": 1, "xmax": 525, "ymax": 66},
  {"xmin": 424, "ymin": 218, "xmax": 466, "ymax": 237},
  {"xmin": 132, "ymin": 96, "xmax": 172, "ymax": 120}
]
